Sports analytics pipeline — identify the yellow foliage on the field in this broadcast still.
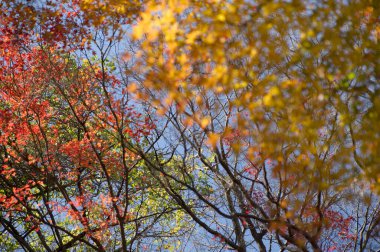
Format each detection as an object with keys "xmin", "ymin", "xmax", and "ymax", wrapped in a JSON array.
[
  {"xmin": 66, "ymin": 0, "xmax": 380, "ymax": 195},
  {"xmin": 207, "ymin": 133, "xmax": 220, "ymax": 148},
  {"xmin": 200, "ymin": 117, "xmax": 210, "ymax": 129},
  {"xmin": 128, "ymin": 0, "xmax": 380, "ymax": 194}
]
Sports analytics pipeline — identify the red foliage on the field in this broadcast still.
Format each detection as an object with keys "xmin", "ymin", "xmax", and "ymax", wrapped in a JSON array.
[{"xmin": 0, "ymin": 10, "xmax": 155, "ymax": 248}]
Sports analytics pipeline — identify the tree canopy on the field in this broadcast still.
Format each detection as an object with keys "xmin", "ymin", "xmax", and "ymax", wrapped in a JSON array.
[{"xmin": 0, "ymin": 0, "xmax": 379, "ymax": 251}]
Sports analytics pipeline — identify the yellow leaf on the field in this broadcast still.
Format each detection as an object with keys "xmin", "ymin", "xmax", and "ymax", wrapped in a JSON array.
[
  {"xmin": 280, "ymin": 200, "xmax": 287, "ymax": 208},
  {"xmin": 285, "ymin": 211, "xmax": 293, "ymax": 218},
  {"xmin": 183, "ymin": 117, "xmax": 194, "ymax": 127},
  {"xmin": 207, "ymin": 133, "xmax": 220, "ymax": 147},
  {"xmin": 156, "ymin": 107, "xmax": 167, "ymax": 116},
  {"xmin": 269, "ymin": 86, "xmax": 280, "ymax": 96},
  {"xmin": 216, "ymin": 14, "xmax": 226, "ymax": 22},
  {"xmin": 186, "ymin": 31, "xmax": 201, "ymax": 44},
  {"xmin": 127, "ymin": 83, "xmax": 138, "ymax": 93},
  {"xmin": 200, "ymin": 117, "xmax": 210, "ymax": 129}
]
